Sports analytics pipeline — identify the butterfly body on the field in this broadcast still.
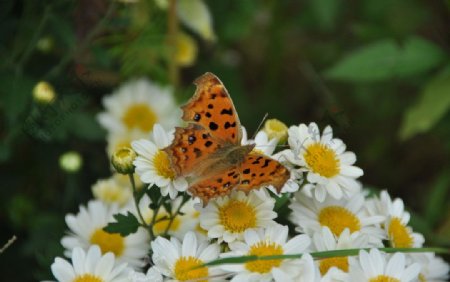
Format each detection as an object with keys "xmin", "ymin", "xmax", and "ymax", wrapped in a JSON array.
[{"xmin": 164, "ymin": 72, "xmax": 290, "ymax": 204}]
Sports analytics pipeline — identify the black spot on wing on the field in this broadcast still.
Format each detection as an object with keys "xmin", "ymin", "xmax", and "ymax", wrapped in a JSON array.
[
  {"xmin": 224, "ymin": 122, "xmax": 231, "ymax": 129},
  {"xmin": 209, "ymin": 122, "xmax": 218, "ymax": 131},
  {"xmin": 261, "ymin": 159, "xmax": 271, "ymax": 168},
  {"xmin": 194, "ymin": 113, "xmax": 201, "ymax": 121},
  {"xmin": 205, "ymin": 141, "xmax": 213, "ymax": 147},
  {"xmin": 220, "ymin": 108, "xmax": 233, "ymax": 115},
  {"xmin": 207, "ymin": 104, "xmax": 213, "ymax": 109},
  {"xmin": 188, "ymin": 135, "xmax": 196, "ymax": 144},
  {"xmin": 243, "ymin": 168, "xmax": 250, "ymax": 174},
  {"xmin": 193, "ymin": 148, "xmax": 202, "ymax": 158},
  {"xmin": 205, "ymin": 112, "xmax": 212, "ymax": 118}
]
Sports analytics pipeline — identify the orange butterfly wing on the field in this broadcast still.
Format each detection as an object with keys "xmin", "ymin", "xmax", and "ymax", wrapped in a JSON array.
[
  {"xmin": 188, "ymin": 168, "xmax": 241, "ymax": 204},
  {"xmin": 163, "ymin": 124, "xmax": 221, "ymax": 177},
  {"xmin": 237, "ymin": 153, "xmax": 290, "ymax": 193},
  {"xmin": 180, "ymin": 72, "xmax": 242, "ymax": 144}
]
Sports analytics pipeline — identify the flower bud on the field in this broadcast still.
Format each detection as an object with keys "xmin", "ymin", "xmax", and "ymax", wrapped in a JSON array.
[
  {"xmin": 263, "ymin": 119, "xmax": 288, "ymax": 143},
  {"xmin": 59, "ymin": 151, "xmax": 83, "ymax": 173},
  {"xmin": 111, "ymin": 147, "xmax": 137, "ymax": 174},
  {"xmin": 33, "ymin": 81, "xmax": 56, "ymax": 104}
]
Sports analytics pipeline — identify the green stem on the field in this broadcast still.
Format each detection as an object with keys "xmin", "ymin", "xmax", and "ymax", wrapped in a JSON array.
[
  {"xmin": 129, "ymin": 173, "xmax": 147, "ymax": 228},
  {"xmin": 163, "ymin": 194, "xmax": 189, "ymax": 236},
  {"xmin": 167, "ymin": 0, "xmax": 179, "ymax": 88},
  {"xmin": 148, "ymin": 197, "xmax": 164, "ymax": 240},
  {"xmin": 201, "ymin": 247, "xmax": 450, "ymax": 267},
  {"xmin": 14, "ymin": 6, "xmax": 51, "ymax": 75}
]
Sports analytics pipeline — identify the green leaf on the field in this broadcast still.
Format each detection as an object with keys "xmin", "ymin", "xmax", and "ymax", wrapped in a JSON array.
[
  {"xmin": 400, "ymin": 67, "xmax": 450, "ymax": 139},
  {"xmin": 325, "ymin": 37, "xmax": 446, "ymax": 82},
  {"xmin": 395, "ymin": 36, "xmax": 446, "ymax": 77},
  {"xmin": 103, "ymin": 212, "xmax": 140, "ymax": 236},
  {"xmin": 0, "ymin": 74, "xmax": 33, "ymax": 124},
  {"xmin": 325, "ymin": 40, "xmax": 400, "ymax": 82}
]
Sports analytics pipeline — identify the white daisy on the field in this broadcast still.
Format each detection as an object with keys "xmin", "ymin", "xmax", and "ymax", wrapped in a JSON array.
[
  {"xmin": 61, "ymin": 200, "xmax": 150, "ymax": 270},
  {"xmin": 408, "ymin": 253, "xmax": 449, "ymax": 282},
  {"xmin": 97, "ymin": 78, "xmax": 180, "ymax": 136},
  {"xmin": 241, "ymin": 127, "xmax": 278, "ymax": 157},
  {"xmin": 221, "ymin": 224, "xmax": 312, "ymax": 282},
  {"xmin": 365, "ymin": 190, "xmax": 424, "ymax": 248},
  {"xmin": 92, "ymin": 175, "xmax": 133, "ymax": 207},
  {"xmin": 136, "ymin": 194, "xmax": 199, "ymax": 240},
  {"xmin": 50, "ymin": 245, "xmax": 132, "ymax": 282},
  {"xmin": 199, "ymin": 189, "xmax": 277, "ymax": 243},
  {"xmin": 128, "ymin": 266, "xmax": 163, "ymax": 282},
  {"xmin": 348, "ymin": 248, "xmax": 421, "ymax": 282},
  {"xmin": 132, "ymin": 124, "xmax": 188, "ymax": 199},
  {"xmin": 286, "ymin": 122, "xmax": 363, "ymax": 202},
  {"xmin": 289, "ymin": 191, "xmax": 384, "ymax": 247},
  {"xmin": 151, "ymin": 231, "xmax": 225, "ymax": 281},
  {"xmin": 312, "ymin": 226, "xmax": 368, "ymax": 279}
]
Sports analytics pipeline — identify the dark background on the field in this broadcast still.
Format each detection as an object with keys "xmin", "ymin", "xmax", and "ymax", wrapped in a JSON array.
[{"xmin": 0, "ymin": 0, "xmax": 449, "ymax": 280}]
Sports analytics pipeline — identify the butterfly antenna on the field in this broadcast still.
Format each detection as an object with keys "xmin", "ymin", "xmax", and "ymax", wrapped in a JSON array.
[{"xmin": 251, "ymin": 112, "xmax": 269, "ymax": 140}]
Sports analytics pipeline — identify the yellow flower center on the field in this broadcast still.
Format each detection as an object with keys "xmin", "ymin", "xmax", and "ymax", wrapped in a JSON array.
[
  {"xmin": 388, "ymin": 217, "xmax": 413, "ymax": 248},
  {"xmin": 122, "ymin": 103, "xmax": 157, "ymax": 132},
  {"xmin": 245, "ymin": 241, "xmax": 284, "ymax": 273},
  {"xmin": 173, "ymin": 256, "xmax": 208, "ymax": 281},
  {"xmin": 318, "ymin": 206, "xmax": 361, "ymax": 236},
  {"xmin": 90, "ymin": 228, "xmax": 125, "ymax": 256},
  {"xmin": 153, "ymin": 150, "xmax": 175, "ymax": 180},
  {"xmin": 304, "ymin": 143, "xmax": 340, "ymax": 178},
  {"xmin": 319, "ymin": 257, "xmax": 349, "ymax": 275},
  {"xmin": 219, "ymin": 200, "xmax": 257, "ymax": 233},
  {"xmin": 152, "ymin": 213, "xmax": 181, "ymax": 235},
  {"xmin": 369, "ymin": 275, "xmax": 400, "ymax": 282},
  {"xmin": 73, "ymin": 274, "xmax": 103, "ymax": 282},
  {"xmin": 418, "ymin": 273, "xmax": 427, "ymax": 282}
]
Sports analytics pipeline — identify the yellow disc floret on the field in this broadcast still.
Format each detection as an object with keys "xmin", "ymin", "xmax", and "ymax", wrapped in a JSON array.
[
  {"xmin": 90, "ymin": 228, "xmax": 125, "ymax": 257},
  {"xmin": 219, "ymin": 200, "xmax": 257, "ymax": 233},
  {"xmin": 245, "ymin": 241, "xmax": 284, "ymax": 273},
  {"xmin": 304, "ymin": 143, "xmax": 340, "ymax": 178},
  {"xmin": 318, "ymin": 206, "xmax": 361, "ymax": 236}
]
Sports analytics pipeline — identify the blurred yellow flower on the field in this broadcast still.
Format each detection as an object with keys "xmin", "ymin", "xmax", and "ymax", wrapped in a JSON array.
[
  {"xmin": 178, "ymin": 0, "xmax": 216, "ymax": 42},
  {"xmin": 33, "ymin": 81, "xmax": 56, "ymax": 104},
  {"xmin": 175, "ymin": 32, "xmax": 198, "ymax": 67},
  {"xmin": 59, "ymin": 151, "xmax": 82, "ymax": 173},
  {"xmin": 263, "ymin": 119, "xmax": 288, "ymax": 143}
]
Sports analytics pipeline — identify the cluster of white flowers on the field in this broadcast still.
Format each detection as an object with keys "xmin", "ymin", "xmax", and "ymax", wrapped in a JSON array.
[{"xmin": 48, "ymin": 80, "xmax": 448, "ymax": 282}]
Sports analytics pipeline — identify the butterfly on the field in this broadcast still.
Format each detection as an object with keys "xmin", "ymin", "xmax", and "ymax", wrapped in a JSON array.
[{"xmin": 163, "ymin": 72, "xmax": 290, "ymax": 204}]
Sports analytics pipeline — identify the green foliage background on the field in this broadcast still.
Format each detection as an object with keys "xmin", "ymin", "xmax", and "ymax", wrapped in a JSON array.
[{"xmin": 0, "ymin": 0, "xmax": 449, "ymax": 280}]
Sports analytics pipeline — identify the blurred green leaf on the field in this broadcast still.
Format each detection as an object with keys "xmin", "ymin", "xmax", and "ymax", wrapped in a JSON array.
[
  {"xmin": 310, "ymin": 0, "xmax": 341, "ymax": 31},
  {"xmin": 425, "ymin": 171, "xmax": 450, "ymax": 227},
  {"xmin": 103, "ymin": 212, "xmax": 140, "ymax": 236},
  {"xmin": 400, "ymin": 67, "xmax": 450, "ymax": 139},
  {"xmin": 68, "ymin": 112, "xmax": 105, "ymax": 141},
  {"xmin": 325, "ymin": 37, "xmax": 446, "ymax": 82},
  {"xmin": 325, "ymin": 40, "xmax": 400, "ymax": 81},
  {"xmin": 0, "ymin": 74, "xmax": 33, "ymax": 124},
  {"xmin": 395, "ymin": 37, "xmax": 446, "ymax": 77}
]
